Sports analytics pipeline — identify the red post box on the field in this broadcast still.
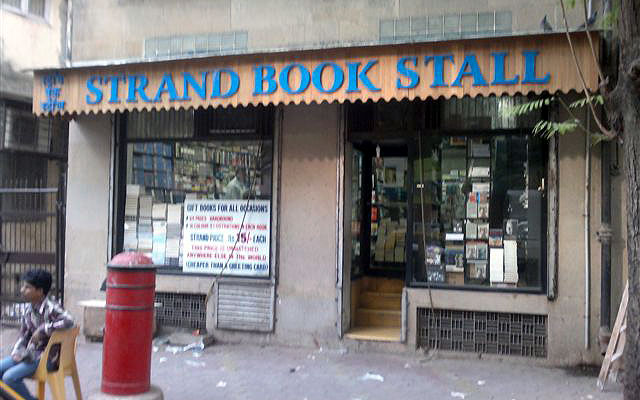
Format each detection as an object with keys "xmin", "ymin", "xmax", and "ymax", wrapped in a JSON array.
[{"xmin": 102, "ymin": 252, "xmax": 157, "ymax": 395}]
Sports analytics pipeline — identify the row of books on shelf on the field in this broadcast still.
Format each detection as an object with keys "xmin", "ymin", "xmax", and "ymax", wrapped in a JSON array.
[
  {"xmin": 373, "ymin": 218, "xmax": 407, "ymax": 263},
  {"xmin": 467, "ymin": 191, "xmax": 490, "ymax": 219},
  {"xmin": 133, "ymin": 143, "xmax": 173, "ymax": 157},
  {"xmin": 132, "ymin": 154, "xmax": 173, "ymax": 172},
  {"xmin": 425, "ymin": 228, "xmax": 518, "ymax": 285}
]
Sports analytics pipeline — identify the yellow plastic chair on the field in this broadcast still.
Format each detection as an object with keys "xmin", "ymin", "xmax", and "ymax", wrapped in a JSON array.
[{"xmin": 29, "ymin": 326, "xmax": 82, "ymax": 400}]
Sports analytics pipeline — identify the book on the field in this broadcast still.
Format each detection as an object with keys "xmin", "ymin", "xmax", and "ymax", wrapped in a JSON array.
[
  {"xmin": 489, "ymin": 248, "xmax": 504, "ymax": 283},
  {"xmin": 489, "ymin": 229, "xmax": 503, "ymax": 247},
  {"xmin": 503, "ymin": 240, "xmax": 519, "ymax": 283},
  {"xmin": 477, "ymin": 223, "xmax": 489, "ymax": 239},
  {"xmin": 465, "ymin": 220, "xmax": 477, "ymax": 239},
  {"xmin": 425, "ymin": 245, "xmax": 443, "ymax": 265},
  {"xmin": 466, "ymin": 192, "xmax": 478, "ymax": 218},
  {"xmin": 468, "ymin": 261, "xmax": 487, "ymax": 280}
]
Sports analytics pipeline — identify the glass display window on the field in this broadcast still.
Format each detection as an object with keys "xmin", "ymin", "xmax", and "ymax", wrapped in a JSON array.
[
  {"xmin": 411, "ymin": 132, "xmax": 547, "ymax": 291},
  {"xmin": 116, "ymin": 107, "xmax": 274, "ymax": 276}
]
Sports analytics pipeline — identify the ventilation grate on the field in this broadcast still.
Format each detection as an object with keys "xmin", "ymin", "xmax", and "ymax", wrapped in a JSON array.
[
  {"xmin": 417, "ymin": 308, "xmax": 547, "ymax": 358},
  {"xmin": 155, "ymin": 292, "xmax": 207, "ymax": 331},
  {"xmin": 216, "ymin": 280, "xmax": 274, "ymax": 332},
  {"xmin": 380, "ymin": 11, "xmax": 512, "ymax": 43}
]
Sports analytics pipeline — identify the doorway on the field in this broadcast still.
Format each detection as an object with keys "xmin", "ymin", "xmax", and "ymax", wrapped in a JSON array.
[{"xmin": 344, "ymin": 142, "xmax": 408, "ymax": 341}]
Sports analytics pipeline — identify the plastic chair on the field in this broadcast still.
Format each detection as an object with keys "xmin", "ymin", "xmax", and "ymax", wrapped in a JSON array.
[{"xmin": 29, "ymin": 326, "xmax": 82, "ymax": 400}]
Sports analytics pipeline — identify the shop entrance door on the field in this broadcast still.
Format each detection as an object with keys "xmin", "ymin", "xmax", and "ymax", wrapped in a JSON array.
[{"xmin": 344, "ymin": 142, "xmax": 407, "ymax": 342}]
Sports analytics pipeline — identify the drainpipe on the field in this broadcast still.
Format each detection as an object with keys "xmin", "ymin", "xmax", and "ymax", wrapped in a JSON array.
[
  {"xmin": 596, "ymin": 0, "xmax": 614, "ymax": 357},
  {"xmin": 584, "ymin": 111, "xmax": 591, "ymax": 350},
  {"xmin": 65, "ymin": 0, "xmax": 73, "ymax": 66},
  {"xmin": 597, "ymin": 141, "xmax": 612, "ymax": 353}
]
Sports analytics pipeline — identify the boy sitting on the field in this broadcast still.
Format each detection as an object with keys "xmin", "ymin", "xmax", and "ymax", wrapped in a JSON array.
[{"xmin": 0, "ymin": 269, "xmax": 74, "ymax": 400}]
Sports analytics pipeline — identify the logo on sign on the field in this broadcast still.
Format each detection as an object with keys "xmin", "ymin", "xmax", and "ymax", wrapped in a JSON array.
[{"xmin": 41, "ymin": 73, "xmax": 66, "ymax": 112}]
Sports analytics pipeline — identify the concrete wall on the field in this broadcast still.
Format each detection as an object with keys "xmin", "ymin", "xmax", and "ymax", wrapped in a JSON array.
[
  {"xmin": 0, "ymin": 0, "xmax": 67, "ymax": 99},
  {"xmin": 70, "ymin": 0, "xmax": 597, "ymax": 63},
  {"xmin": 274, "ymin": 102, "xmax": 340, "ymax": 346},
  {"xmin": 64, "ymin": 115, "xmax": 112, "ymax": 320}
]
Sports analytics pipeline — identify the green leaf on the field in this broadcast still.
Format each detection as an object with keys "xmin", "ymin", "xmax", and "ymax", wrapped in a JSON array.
[
  {"xmin": 500, "ymin": 97, "xmax": 555, "ymax": 118},
  {"xmin": 569, "ymin": 94, "xmax": 604, "ymax": 109}
]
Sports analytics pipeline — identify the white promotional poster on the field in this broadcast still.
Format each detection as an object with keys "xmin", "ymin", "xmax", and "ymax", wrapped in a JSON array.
[{"xmin": 183, "ymin": 199, "xmax": 270, "ymax": 276}]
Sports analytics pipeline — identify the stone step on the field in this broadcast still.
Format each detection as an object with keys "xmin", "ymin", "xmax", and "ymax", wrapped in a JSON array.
[
  {"xmin": 359, "ymin": 291, "xmax": 401, "ymax": 310},
  {"xmin": 354, "ymin": 307, "xmax": 401, "ymax": 328},
  {"xmin": 362, "ymin": 277, "xmax": 404, "ymax": 294}
]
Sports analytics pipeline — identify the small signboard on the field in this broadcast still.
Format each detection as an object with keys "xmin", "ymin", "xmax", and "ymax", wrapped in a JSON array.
[{"xmin": 183, "ymin": 199, "xmax": 270, "ymax": 276}]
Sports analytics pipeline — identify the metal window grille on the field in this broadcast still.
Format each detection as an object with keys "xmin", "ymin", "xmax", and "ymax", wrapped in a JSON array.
[
  {"xmin": 417, "ymin": 308, "xmax": 547, "ymax": 358},
  {"xmin": 155, "ymin": 292, "xmax": 207, "ymax": 331},
  {"xmin": 380, "ymin": 11, "xmax": 512, "ymax": 43},
  {"xmin": 144, "ymin": 31, "xmax": 249, "ymax": 59}
]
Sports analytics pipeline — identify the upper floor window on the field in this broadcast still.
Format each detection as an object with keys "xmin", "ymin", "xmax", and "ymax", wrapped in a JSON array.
[{"xmin": 1, "ymin": 0, "xmax": 46, "ymax": 19}]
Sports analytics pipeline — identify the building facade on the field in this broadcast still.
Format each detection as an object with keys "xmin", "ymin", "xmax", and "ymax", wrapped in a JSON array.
[{"xmin": 31, "ymin": 0, "xmax": 628, "ymax": 366}]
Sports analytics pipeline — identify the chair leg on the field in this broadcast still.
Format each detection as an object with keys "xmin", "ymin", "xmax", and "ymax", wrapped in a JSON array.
[
  {"xmin": 38, "ymin": 381, "xmax": 45, "ymax": 400},
  {"xmin": 47, "ymin": 372, "xmax": 66, "ymax": 400},
  {"xmin": 71, "ymin": 369, "xmax": 83, "ymax": 400}
]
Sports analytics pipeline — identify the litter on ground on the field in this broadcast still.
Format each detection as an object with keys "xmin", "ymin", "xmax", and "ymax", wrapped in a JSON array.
[{"xmin": 360, "ymin": 372, "xmax": 384, "ymax": 382}]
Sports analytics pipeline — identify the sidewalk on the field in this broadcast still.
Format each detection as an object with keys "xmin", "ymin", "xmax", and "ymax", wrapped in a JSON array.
[{"xmin": 0, "ymin": 327, "xmax": 622, "ymax": 400}]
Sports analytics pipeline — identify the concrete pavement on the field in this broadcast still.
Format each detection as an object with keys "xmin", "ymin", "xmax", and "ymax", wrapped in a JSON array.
[{"xmin": 0, "ymin": 327, "xmax": 622, "ymax": 400}]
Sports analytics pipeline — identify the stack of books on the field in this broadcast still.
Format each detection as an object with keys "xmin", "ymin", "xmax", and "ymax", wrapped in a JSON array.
[
  {"xmin": 166, "ymin": 204, "xmax": 183, "ymax": 265},
  {"xmin": 138, "ymin": 195, "xmax": 153, "ymax": 255},
  {"xmin": 503, "ymin": 240, "xmax": 519, "ymax": 284},
  {"xmin": 124, "ymin": 185, "xmax": 140, "ymax": 250},
  {"xmin": 152, "ymin": 203, "xmax": 167, "ymax": 265}
]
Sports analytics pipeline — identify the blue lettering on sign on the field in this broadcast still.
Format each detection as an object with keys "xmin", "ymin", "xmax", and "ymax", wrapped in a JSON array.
[
  {"xmin": 78, "ymin": 51, "xmax": 551, "ymax": 106},
  {"xmin": 211, "ymin": 69, "xmax": 239, "ymax": 98},
  {"xmin": 153, "ymin": 73, "xmax": 180, "ymax": 102},
  {"xmin": 279, "ymin": 63, "xmax": 311, "ymax": 94},
  {"xmin": 491, "ymin": 52, "xmax": 519, "ymax": 85},
  {"xmin": 107, "ymin": 75, "xmax": 125, "ymax": 103},
  {"xmin": 425, "ymin": 54, "xmax": 454, "ymax": 87},
  {"xmin": 451, "ymin": 54, "xmax": 488, "ymax": 87},
  {"xmin": 182, "ymin": 72, "xmax": 208, "ymax": 100},
  {"xmin": 522, "ymin": 51, "xmax": 550, "ymax": 84},
  {"xmin": 346, "ymin": 60, "xmax": 381, "ymax": 93},
  {"xmin": 253, "ymin": 65, "xmax": 277, "ymax": 95},
  {"xmin": 312, "ymin": 62, "xmax": 344, "ymax": 93},
  {"xmin": 86, "ymin": 76, "xmax": 102, "ymax": 104},
  {"xmin": 396, "ymin": 56, "xmax": 420, "ymax": 89},
  {"xmin": 41, "ymin": 73, "xmax": 65, "ymax": 112},
  {"xmin": 127, "ymin": 75, "xmax": 152, "ymax": 103}
]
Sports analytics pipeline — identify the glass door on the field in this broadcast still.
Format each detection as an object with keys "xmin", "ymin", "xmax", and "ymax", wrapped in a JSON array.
[{"xmin": 368, "ymin": 150, "xmax": 408, "ymax": 277}]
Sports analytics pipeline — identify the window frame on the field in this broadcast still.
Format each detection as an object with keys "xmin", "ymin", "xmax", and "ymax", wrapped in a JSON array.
[
  {"xmin": 406, "ymin": 128, "xmax": 548, "ymax": 294},
  {"xmin": 1, "ymin": 0, "xmax": 48, "ymax": 22}
]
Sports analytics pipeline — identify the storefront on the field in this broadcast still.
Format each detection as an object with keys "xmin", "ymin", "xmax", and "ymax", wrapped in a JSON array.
[{"xmin": 33, "ymin": 32, "xmax": 626, "ymax": 365}]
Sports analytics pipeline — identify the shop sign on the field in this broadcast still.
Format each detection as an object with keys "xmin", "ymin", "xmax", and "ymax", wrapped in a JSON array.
[
  {"xmin": 81, "ymin": 51, "xmax": 549, "ymax": 106},
  {"xmin": 183, "ymin": 199, "xmax": 270, "ymax": 276},
  {"xmin": 33, "ymin": 33, "xmax": 599, "ymax": 115}
]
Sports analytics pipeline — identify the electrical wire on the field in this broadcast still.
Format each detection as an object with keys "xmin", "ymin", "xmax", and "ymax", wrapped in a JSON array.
[
  {"xmin": 204, "ymin": 125, "xmax": 266, "ymax": 307},
  {"xmin": 418, "ymin": 131, "xmax": 437, "ymax": 353}
]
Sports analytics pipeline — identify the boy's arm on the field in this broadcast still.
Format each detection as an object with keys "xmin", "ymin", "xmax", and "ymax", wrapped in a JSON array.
[
  {"xmin": 11, "ymin": 314, "xmax": 31, "ymax": 359},
  {"xmin": 42, "ymin": 301, "xmax": 74, "ymax": 335}
]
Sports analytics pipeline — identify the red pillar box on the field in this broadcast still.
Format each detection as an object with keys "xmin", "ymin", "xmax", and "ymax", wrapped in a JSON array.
[{"xmin": 102, "ymin": 252, "xmax": 157, "ymax": 395}]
